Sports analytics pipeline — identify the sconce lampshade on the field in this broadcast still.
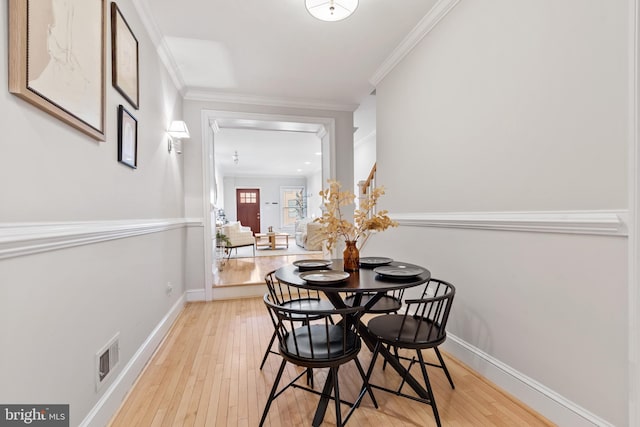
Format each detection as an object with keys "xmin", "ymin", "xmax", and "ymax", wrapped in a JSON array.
[
  {"xmin": 305, "ymin": 0, "xmax": 358, "ymax": 22},
  {"xmin": 168, "ymin": 120, "xmax": 190, "ymax": 139}
]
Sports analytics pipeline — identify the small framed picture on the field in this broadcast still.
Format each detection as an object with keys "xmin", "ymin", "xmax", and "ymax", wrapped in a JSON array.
[
  {"xmin": 111, "ymin": 2, "xmax": 139, "ymax": 109},
  {"xmin": 117, "ymin": 105, "xmax": 137, "ymax": 169}
]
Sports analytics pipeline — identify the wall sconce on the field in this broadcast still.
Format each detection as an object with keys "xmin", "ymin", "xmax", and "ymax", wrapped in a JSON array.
[
  {"xmin": 232, "ymin": 150, "xmax": 239, "ymax": 164},
  {"xmin": 167, "ymin": 120, "xmax": 190, "ymax": 154}
]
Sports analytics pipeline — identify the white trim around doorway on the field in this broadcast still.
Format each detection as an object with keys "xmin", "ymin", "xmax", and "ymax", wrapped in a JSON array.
[
  {"xmin": 629, "ymin": 1, "xmax": 640, "ymax": 425},
  {"xmin": 199, "ymin": 109, "xmax": 337, "ymax": 301}
]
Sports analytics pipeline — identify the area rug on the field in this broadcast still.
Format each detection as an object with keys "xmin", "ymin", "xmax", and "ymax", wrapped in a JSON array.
[{"xmin": 223, "ymin": 243, "xmax": 322, "ymax": 259}]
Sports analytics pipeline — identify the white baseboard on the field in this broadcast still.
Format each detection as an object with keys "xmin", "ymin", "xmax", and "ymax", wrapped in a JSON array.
[
  {"xmin": 74, "ymin": 290, "xmax": 613, "ymax": 426},
  {"xmin": 78, "ymin": 296, "xmax": 186, "ymax": 427},
  {"xmin": 212, "ymin": 284, "xmax": 266, "ymax": 300},
  {"xmin": 443, "ymin": 334, "xmax": 613, "ymax": 427},
  {"xmin": 186, "ymin": 288, "xmax": 206, "ymax": 302},
  {"xmin": 188, "ymin": 285, "xmax": 266, "ymax": 301}
]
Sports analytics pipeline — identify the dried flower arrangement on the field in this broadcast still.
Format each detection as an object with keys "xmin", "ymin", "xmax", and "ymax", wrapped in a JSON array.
[{"xmin": 315, "ymin": 180, "xmax": 398, "ymax": 251}]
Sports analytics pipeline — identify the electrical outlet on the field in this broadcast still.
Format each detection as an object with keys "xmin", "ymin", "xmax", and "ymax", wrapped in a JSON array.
[{"xmin": 166, "ymin": 282, "xmax": 173, "ymax": 296}]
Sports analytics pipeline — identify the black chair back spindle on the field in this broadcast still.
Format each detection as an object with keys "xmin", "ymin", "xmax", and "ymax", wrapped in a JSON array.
[{"xmin": 260, "ymin": 271, "xmax": 334, "ymax": 369}]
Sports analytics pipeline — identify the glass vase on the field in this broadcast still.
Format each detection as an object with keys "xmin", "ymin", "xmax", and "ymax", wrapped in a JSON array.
[{"xmin": 343, "ymin": 240, "xmax": 359, "ymax": 272}]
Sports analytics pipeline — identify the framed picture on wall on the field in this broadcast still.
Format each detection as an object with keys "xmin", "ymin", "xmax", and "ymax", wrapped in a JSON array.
[
  {"xmin": 111, "ymin": 2, "xmax": 139, "ymax": 109},
  {"xmin": 117, "ymin": 105, "xmax": 137, "ymax": 169},
  {"xmin": 8, "ymin": 0, "xmax": 106, "ymax": 141}
]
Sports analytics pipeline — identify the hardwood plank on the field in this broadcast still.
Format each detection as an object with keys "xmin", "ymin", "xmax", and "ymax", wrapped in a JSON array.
[{"xmin": 109, "ymin": 289, "xmax": 555, "ymax": 427}]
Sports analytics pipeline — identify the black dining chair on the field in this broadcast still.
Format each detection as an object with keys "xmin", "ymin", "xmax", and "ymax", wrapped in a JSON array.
[
  {"xmin": 260, "ymin": 293, "xmax": 378, "ymax": 427},
  {"xmin": 364, "ymin": 278, "xmax": 456, "ymax": 427},
  {"xmin": 260, "ymin": 270, "xmax": 335, "ymax": 370}
]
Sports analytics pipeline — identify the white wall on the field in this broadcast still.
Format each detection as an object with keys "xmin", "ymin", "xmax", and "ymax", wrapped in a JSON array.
[
  {"xmin": 0, "ymin": 1, "xmax": 187, "ymax": 425},
  {"xmin": 354, "ymin": 94, "xmax": 377, "ymax": 193},
  {"xmin": 377, "ymin": 1, "xmax": 627, "ymax": 213},
  {"xmin": 222, "ymin": 176, "xmax": 307, "ymax": 232},
  {"xmin": 354, "ymin": 132, "xmax": 376, "ymax": 187},
  {"xmin": 367, "ymin": 1, "xmax": 629, "ymax": 426}
]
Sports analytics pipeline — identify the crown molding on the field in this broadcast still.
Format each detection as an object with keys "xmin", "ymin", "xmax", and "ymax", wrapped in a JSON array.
[
  {"xmin": 184, "ymin": 90, "xmax": 359, "ymax": 112},
  {"xmin": 391, "ymin": 210, "xmax": 628, "ymax": 236},
  {"xmin": 133, "ymin": 0, "xmax": 359, "ymax": 111},
  {"xmin": 156, "ymin": 39, "xmax": 187, "ymax": 95},
  {"xmin": 369, "ymin": 0, "xmax": 461, "ymax": 86},
  {"xmin": 317, "ymin": 126, "xmax": 328, "ymax": 139},
  {"xmin": 131, "ymin": 0, "xmax": 185, "ymax": 94}
]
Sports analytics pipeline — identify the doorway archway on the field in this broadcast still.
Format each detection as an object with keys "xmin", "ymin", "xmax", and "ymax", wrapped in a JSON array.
[{"xmin": 199, "ymin": 109, "xmax": 337, "ymax": 301}]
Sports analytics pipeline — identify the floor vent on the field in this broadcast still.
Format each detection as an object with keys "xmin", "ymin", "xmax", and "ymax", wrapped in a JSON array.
[{"xmin": 96, "ymin": 333, "xmax": 120, "ymax": 390}]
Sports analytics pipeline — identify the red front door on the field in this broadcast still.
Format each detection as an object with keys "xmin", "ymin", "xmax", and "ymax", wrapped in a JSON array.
[{"xmin": 236, "ymin": 188, "xmax": 260, "ymax": 234}]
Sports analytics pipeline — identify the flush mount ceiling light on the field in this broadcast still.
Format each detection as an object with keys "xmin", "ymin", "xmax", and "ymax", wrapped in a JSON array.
[{"xmin": 305, "ymin": 0, "xmax": 358, "ymax": 22}]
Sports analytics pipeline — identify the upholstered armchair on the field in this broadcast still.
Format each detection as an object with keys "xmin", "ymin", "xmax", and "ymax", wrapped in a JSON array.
[
  {"xmin": 294, "ymin": 219, "xmax": 324, "ymax": 251},
  {"xmin": 219, "ymin": 221, "xmax": 255, "ymax": 258}
]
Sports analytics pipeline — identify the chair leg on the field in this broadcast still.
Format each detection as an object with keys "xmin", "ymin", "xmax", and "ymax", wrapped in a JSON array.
[
  {"xmin": 354, "ymin": 356, "xmax": 378, "ymax": 408},
  {"xmin": 332, "ymin": 366, "xmax": 343, "ymax": 427},
  {"xmin": 382, "ymin": 343, "xmax": 391, "ymax": 370},
  {"xmin": 364, "ymin": 341, "xmax": 382, "ymax": 385},
  {"xmin": 307, "ymin": 368, "xmax": 314, "ymax": 388},
  {"xmin": 434, "ymin": 347, "xmax": 455, "ymax": 389},
  {"xmin": 259, "ymin": 331, "xmax": 277, "ymax": 370},
  {"xmin": 299, "ymin": 318, "xmax": 315, "ymax": 388},
  {"xmin": 382, "ymin": 344, "xmax": 399, "ymax": 371},
  {"xmin": 417, "ymin": 350, "xmax": 441, "ymax": 427},
  {"xmin": 259, "ymin": 358, "xmax": 287, "ymax": 427}
]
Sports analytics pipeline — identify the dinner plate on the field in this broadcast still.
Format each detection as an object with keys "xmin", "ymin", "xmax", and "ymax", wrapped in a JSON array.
[
  {"xmin": 373, "ymin": 265, "xmax": 426, "ymax": 279},
  {"xmin": 359, "ymin": 257, "xmax": 393, "ymax": 267},
  {"xmin": 293, "ymin": 259, "xmax": 332, "ymax": 271},
  {"xmin": 299, "ymin": 270, "xmax": 350, "ymax": 285}
]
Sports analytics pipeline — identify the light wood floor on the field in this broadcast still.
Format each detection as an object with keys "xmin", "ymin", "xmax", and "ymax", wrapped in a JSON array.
[
  {"xmin": 109, "ymin": 297, "xmax": 555, "ymax": 426},
  {"xmin": 213, "ymin": 253, "xmax": 324, "ymax": 287}
]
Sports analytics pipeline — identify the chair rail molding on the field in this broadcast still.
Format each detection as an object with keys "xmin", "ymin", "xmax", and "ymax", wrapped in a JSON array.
[
  {"xmin": 0, "ymin": 218, "xmax": 204, "ymax": 260},
  {"xmin": 391, "ymin": 210, "xmax": 627, "ymax": 236}
]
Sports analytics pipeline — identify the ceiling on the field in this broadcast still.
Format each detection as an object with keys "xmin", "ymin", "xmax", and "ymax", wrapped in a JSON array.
[
  {"xmin": 136, "ymin": 0, "xmax": 439, "ymax": 177},
  {"xmin": 137, "ymin": 0, "xmax": 438, "ymax": 107},
  {"xmin": 214, "ymin": 126, "xmax": 322, "ymax": 178}
]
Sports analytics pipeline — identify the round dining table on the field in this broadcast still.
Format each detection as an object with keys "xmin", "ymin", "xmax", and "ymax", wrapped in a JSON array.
[{"xmin": 275, "ymin": 258, "xmax": 432, "ymax": 425}]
